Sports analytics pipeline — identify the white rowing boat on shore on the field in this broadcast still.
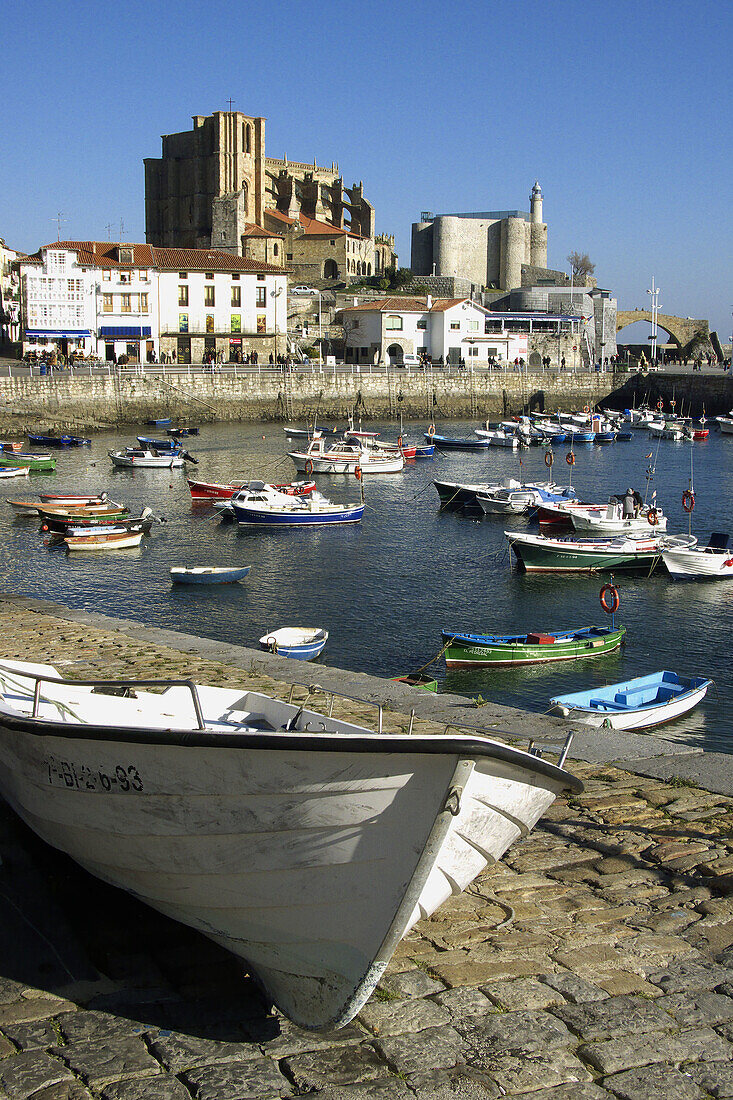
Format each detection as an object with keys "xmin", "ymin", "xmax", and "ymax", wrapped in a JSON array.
[{"xmin": 0, "ymin": 659, "xmax": 580, "ymax": 1031}]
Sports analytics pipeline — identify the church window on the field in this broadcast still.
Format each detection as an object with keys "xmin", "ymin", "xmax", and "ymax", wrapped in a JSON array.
[
  {"xmin": 386, "ymin": 315, "xmax": 402, "ymax": 331},
  {"xmin": 246, "ymin": 124, "xmax": 251, "ymax": 154},
  {"xmin": 273, "ymin": 243, "xmax": 279, "ymax": 256}
]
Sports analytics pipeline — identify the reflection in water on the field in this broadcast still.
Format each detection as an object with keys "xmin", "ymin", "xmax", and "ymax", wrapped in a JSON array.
[{"xmin": 1, "ymin": 420, "xmax": 731, "ymax": 753}]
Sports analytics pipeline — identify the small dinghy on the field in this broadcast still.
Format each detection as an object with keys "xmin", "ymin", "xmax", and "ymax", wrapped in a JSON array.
[
  {"xmin": 427, "ymin": 433, "xmax": 490, "ymax": 450},
  {"xmin": 0, "ymin": 466, "xmax": 30, "ymax": 479},
  {"xmin": 39, "ymin": 492, "xmax": 108, "ymax": 506},
  {"xmin": 662, "ymin": 532, "xmax": 733, "ymax": 581},
  {"xmin": 0, "ymin": 451, "xmax": 56, "ymax": 471},
  {"xmin": 259, "ymin": 627, "xmax": 329, "ymax": 660},
  {"xmin": 170, "ymin": 566, "xmax": 251, "ymax": 585},
  {"xmin": 391, "ymin": 671, "xmax": 438, "ymax": 691},
  {"xmin": 549, "ymin": 670, "xmax": 712, "ymax": 730},
  {"xmin": 64, "ymin": 530, "xmax": 144, "ymax": 551},
  {"xmin": 442, "ymin": 624, "xmax": 626, "ymax": 667},
  {"xmin": 187, "ymin": 478, "xmax": 316, "ymax": 501},
  {"xmin": 0, "ymin": 659, "xmax": 580, "ymax": 1030},
  {"xmin": 109, "ymin": 448, "xmax": 187, "ymax": 469}
]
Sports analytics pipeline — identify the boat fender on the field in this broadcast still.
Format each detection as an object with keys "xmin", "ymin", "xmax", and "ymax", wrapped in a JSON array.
[
  {"xmin": 444, "ymin": 786, "xmax": 462, "ymax": 816},
  {"xmin": 599, "ymin": 583, "xmax": 620, "ymax": 614},
  {"xmin": 682, "ymin": 489, "xmax": 695, "ymax": 513},
  {"xmin": 354, "ymin": 465, "xmax": 362, "ymax": 481},
  {"xmin": 427, "ymin": 423, "xmax": 435, "ymax": 437},
  {"xmin": 544, "ymin": 450, "xmax": 554, "ymax": 467},
  {"xmin": 566, "ymin": 452, "xmax": 575, "ymax": 466},
  {"xmin": 647, "ymin": 507, "xmax": 660, "ymax": 526},
  {"xmin": 305, "ymin": 459, "xmax": 314, "ymax": 475}
]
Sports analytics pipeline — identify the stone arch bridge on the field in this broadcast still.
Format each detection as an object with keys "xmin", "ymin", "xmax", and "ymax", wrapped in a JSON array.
[{"xmin": 616, "ymin": 309, "xmax": 711, "ymax": 353}]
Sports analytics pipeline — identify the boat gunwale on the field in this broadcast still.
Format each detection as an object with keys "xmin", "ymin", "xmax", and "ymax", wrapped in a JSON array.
[{"xmin": 0, "ymin": 706, "xmax": 582, "ymax": 791}]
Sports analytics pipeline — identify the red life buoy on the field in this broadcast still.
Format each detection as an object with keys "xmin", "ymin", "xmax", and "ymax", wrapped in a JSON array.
[
  {"xmin": 682, "ymin": 489, "xmax": 695, "ymax": 513},
  {"xmin": 647, "ymin": 507, "xmax": 659, "ymax": 526},
  {"xmin": 354, "ymin": 465, "xmax": 362, "ymax": 481},
  {"xmin": 657, "ymin": 399, "xmax": 664, "ymax": 411},
  {"xmin": 545, "ymin": 450, "xmax": 554, "ymax": 467},
  {"xmin": 583, "ymin": 405, "xmax": 591, "ymax": 414},
  {"xmin": 305, "ymin": 459, "xmax": 313, "ymax": 475},
  {"xmin": 566, "ymin": 451, "xmax": 575, "ymax": 466},
  {"xmin": 427, "ymin": 423, "xmax": 435, "ymax": 438},
  {"xmin": 599, "ymin": 583, "xmax": 620, "ymax": 614}
]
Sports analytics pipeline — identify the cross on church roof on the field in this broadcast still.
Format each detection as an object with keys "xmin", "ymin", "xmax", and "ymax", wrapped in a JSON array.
[{"xmin": 226, "ymin": 98, "xmax": 235, "ymax": 112}]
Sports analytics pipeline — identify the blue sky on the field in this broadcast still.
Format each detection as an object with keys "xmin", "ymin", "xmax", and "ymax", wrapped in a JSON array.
[{"xmin": 2, "ymin": 0, "xmax": 731, "ymax": 339}]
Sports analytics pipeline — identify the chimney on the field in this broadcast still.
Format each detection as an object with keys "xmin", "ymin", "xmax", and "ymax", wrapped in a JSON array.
[{"xmin": 426, "ymin": 294, "xmax": 433, "ymax": 310}]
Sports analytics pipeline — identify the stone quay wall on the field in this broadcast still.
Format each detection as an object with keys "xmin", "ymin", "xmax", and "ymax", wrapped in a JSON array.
[
  {"xmin": 0, "ymin": 371, "xmax": 614, "ymax": 434},
  {"xmin": 0, "ymin": 370, "xmax": 730, "ymax": 433}
]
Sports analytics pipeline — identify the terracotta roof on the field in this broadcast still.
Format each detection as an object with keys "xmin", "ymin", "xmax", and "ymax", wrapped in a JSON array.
[
  {"xmin": 265, "ymin": 209, "xmax": 365, "ymax": 239},
  {"xmin": 241, "ymin": 223, "xmax": 279, "ymax": 239},
  {"xmin": 21, "ymin": 241, "xmax": 282, "ymax": 275},
  {"xmin": 341, "ymin": 297, "xmax": 473, "ymax": 313},
  {"xmin": 152, "ymin": 247, "xmax": 281, "ymax": 273}
]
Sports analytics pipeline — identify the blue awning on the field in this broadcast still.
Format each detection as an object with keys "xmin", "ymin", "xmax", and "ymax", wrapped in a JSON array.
[
  {"xmin": 26, "ymin": 329, "xmax": 92, "ymax": 338},
  {"xmin": 98, "ymin": 326, "xmax": 151, "ymax": 338}
]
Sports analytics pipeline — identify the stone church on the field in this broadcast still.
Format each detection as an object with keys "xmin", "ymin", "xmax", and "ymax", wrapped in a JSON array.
[{"xmin": 144, "ymin": 110, "xmax": 397, "ymax": 284}]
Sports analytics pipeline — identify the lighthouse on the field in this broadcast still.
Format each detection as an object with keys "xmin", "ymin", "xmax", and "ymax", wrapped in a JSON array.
[{"xmin": 530, "ymin": 180, "xmax": 543, "ymax": 225}]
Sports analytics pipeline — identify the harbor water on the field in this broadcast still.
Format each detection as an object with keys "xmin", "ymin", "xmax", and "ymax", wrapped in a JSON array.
[{"xmin": 1, "ymin": 419, "xmax": 731, "ymax": 754}]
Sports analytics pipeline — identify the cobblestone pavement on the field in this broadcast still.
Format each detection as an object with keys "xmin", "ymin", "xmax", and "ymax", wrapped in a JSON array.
[{"xmin": 0, "ymin": 602, "xmax": 732, "ymax": 1099}]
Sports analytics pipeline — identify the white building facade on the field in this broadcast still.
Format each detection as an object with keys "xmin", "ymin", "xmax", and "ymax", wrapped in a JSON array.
[
  {"xmin": 341, "ymin": 296, "xmax": 535, "ymax": 366},
  {"xmin": 18, "ymin": 242, "xmax": 287, "ymax": 363}
]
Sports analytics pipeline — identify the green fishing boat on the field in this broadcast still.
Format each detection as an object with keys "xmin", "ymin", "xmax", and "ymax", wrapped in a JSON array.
[
  {"xmin": 505, "ymin": 530, "xmax": 678, "ymax": 573},
  {"xmin": 441, "ymin": 624, "xmax": 627, "ymax": 668},
  {"xmin": 0, "ymin": 451, "xmax": 57, "ymax": 472}
]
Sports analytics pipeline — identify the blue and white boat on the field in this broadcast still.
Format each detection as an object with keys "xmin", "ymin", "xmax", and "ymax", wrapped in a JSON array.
[
  {"xmin": 549, "ymin": 670, "xmax": 711, "ymax": 730},
  {"xmin": 259, "ymin": 626, "xmax": 328, "ymax": 660},
  {"xmin": 137, "ymin": 436, "xmax": 182, "ymax": 452},
  {"xmin": 147, "ymin": 417, "xmax": 172, "ymax": 426},
  {"xmin": 570, "ymin": 431, "xmax": 595, "ymax": 443},
  {"xmin": 170, "ymin": 566, "xmax": 251, "ymax": 585},
  {"xmin": 231, "ymin": 483, "xmax": 364, "ymax": 527},
  {"xmin": 412, "ymin": 443, "xmax": 436, "ymax": 458},
  {"xmin": 426, "ymin": 433, "xmax": 490, "ymax": 450}
]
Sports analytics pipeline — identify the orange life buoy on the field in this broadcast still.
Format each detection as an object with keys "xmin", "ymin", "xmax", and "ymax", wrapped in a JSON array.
[
  {"xmin": 657, "ymin": 399, "xmax": 664, "ymax": 411},
  {"xmin": 566, "ymin": 451, "xmax": 575, "ymax": 466},
  {"xmin": 354, "ymin": 465, "xmax": 362, "ymax": 481},
  {"xmin": 682, "ymin": 489, "xmax": 695, "ymax": 513},
  {"xmin": 647, "ymin": 507, "xmax": 659, "ymax": 526},
  {"xmin": 427, "ymin": 423, "xmax": 435, "ymax": 438},
  {"xmin": 599, "ymin": 583, "xmax": 620, "ymax": 615},
  {"xmin": 397, "ymin": 435, "xmax": 403, "ymax": 447},
  {"xmin": 545, "ymin": 450, "xmax": 554, "ymax": 467},
  {"xmin": 305, "ymin": 459, "xmax": 313, "ymax": 475},
  {"xmin": 583, "ymin": 405, "xmax": 591, "ymax": 414}
]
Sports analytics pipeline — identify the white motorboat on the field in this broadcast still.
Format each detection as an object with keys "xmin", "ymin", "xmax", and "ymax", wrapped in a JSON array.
[
  {"xmin": 570, "ymin": 500, "xmax": 668, "ymax": 535},
  {"xmin": 231, "ymin": 483, "xmax": 364, "ymax": 527},
  {"xmin": 716, "ymin": 413, "xmax": 733, "ymax": 434},
  {"xmin": 474, "ymin": 429, "xmax": 519, "ymax": 448},
  {"xmin": 289, "ymin": 437, "xmax": 404, "ymax": 474},
  {"xmin": 109, "ymin": 449, "xmax": 186, "ymax": 469},
  {"xmin": 477, "ymin": 485, "xmax": 538, "ymax": 515},
  {"xmin": 662, "ymin": 532, "xmax": 733, "ymax": 580},
  {"xmin": 0, "ymin": 659, "xmax": 581, "ymax": 1031}
]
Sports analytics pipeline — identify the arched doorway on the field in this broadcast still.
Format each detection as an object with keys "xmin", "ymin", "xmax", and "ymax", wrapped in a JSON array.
[
  {"xmin": 324, "ymin": 259, "xmax": 338, "ymax": 279},
  {"xmin": 387, "ymin": 343, "xmax": 404, "ymax": 366}
]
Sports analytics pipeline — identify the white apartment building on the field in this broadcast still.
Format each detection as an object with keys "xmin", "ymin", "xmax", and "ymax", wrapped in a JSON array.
[
  {"xmin": 341, "ymin": 296, "xmax": 532, "ymax": 366},
  {"xmin": 0, "ymin": 237, "xmax": 21, "ymax": 347},
  {"xmin": 18, "ymin": 242, "xmax": 287, "ymax": 363}
]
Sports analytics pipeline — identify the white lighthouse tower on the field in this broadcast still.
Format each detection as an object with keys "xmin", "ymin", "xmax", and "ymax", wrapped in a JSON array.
[{"xmin": 530, "ymin": 180, "xmax": 543, "ymax": 225}]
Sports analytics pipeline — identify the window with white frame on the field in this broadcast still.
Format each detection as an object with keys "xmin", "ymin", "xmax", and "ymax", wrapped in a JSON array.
[{"xmin": 385, "ymin": 315, "xmax": 402, "ymax": 330}]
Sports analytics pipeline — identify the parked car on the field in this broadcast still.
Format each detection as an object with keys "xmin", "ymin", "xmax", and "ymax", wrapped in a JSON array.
[{"xmin": 291, "ymin": 285, "xmax": 318, "ymax": 296}]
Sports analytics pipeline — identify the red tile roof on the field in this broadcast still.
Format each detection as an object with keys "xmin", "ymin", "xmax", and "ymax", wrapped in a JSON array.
[
  {"xmin": 22, "ymin": 241, "xmax": 282, "ymax": 275},
  {"xmin": 341, "ymin": 297, "xmax": 472, "ymax": 313},
  {"xmin": 265, "ymin": 209, "xmax": 365, "ymax": 239}
]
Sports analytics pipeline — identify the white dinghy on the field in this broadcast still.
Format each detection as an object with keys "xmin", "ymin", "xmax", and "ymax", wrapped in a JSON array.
[{"xmin": 0, "ymin": 659, "xmax": 580, "ymax": 1031}]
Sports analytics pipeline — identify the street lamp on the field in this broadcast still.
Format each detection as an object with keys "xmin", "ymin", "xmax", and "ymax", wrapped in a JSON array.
[{"xmin": 647, "ymin": 278, "xmax": 661, "ymax": 366}]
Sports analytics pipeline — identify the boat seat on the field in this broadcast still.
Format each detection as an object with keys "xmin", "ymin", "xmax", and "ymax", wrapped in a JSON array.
[
  {"xmin": 708, "ymin": 532, "xmax": 729, "ymax": 550},
  {"xmin": 589, "ymin": 698, "xmax": 628, "ymax": 710}
]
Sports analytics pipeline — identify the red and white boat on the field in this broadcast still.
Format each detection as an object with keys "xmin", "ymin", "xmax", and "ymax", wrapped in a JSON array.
[{"xmin": 188, "ymin": 478, "xmax": 316, "ymax": 501}]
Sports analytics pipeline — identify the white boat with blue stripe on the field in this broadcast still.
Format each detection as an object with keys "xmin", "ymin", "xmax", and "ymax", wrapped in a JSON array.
[{"xmin": 231, "ymin": 482, "xmax": 364, "ymax": 527}]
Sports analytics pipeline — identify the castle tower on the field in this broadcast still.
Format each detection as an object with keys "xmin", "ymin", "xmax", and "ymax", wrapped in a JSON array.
[{"xmin": 530, "ymin": 181, "xmax": 543, "ymax": 225}]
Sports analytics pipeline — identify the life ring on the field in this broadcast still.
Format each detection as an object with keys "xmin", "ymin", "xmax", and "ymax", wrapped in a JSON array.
[
  {"xmin": 647, "ymin": 507, "xmax": 659, "ymax": 526},
  {"xmin": 427, "ymin": 423, "xmax": 435, "ymax": 438},
  {"xmin": 545, "ymin": 450, "xmax": 554, "ymax": 467},
  {"xmin": 566, "ymin": 451, "xmax": 575, "ymax": 466},
  {"xmin": 599, "ymin": 583, "xmax": 620, "ymax": 615},
  {"xmin": 682, "ymin": 489, "xmax": 695, "ymax": 513},
  {"xmin": 657, "ymin": 399, "xmax": 664, "ymax": 411},
  {"xmin": 583, "ymin": 405, "xmax": 591, "ymax": 414},
  {"xmin": 305, "ymin": 459, "xmax": 313, "ymax": 475},
  {"xmin": 397, "ymin": 435, "xmax": 403, "ymax": 447},
  {"xmin": 354, "ymin": 465, "xmax": 362, "ymax": 481}
]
